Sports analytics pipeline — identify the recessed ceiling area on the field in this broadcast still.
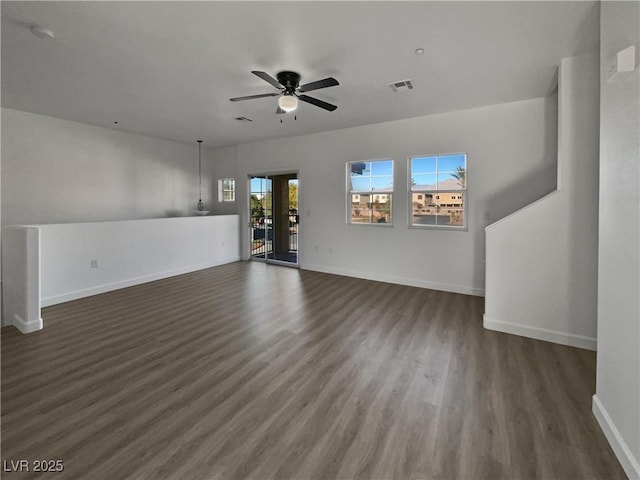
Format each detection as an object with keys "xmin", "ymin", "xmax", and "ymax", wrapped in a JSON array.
[{"xmin": 1, "ymin": 1, "xmax": 600, "ymax": 148}]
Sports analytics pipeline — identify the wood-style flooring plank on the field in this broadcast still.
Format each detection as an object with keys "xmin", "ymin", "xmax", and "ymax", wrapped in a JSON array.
[{"xmin": 1, "ymin": 261, "xmax": 626, "ymax": 479}]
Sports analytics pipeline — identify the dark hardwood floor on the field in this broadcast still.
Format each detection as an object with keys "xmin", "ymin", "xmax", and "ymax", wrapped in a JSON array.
[{"xmin": 1, "ymin": 261, "xmax": 625, "ymax": 479}]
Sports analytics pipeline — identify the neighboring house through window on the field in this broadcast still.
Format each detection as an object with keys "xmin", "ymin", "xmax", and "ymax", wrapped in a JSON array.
[
  {"xmin": 348, "ymin": 159, "xmax": 393, "ymax": 225},
  {"xmin": 410, "ymin": 153, "xmax": 467, "ymax": 229}
]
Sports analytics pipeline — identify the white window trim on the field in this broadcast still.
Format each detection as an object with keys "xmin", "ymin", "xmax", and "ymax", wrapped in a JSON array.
[
  {"xmin": 218, "ymin": 178, "xmax": 236, "ymax": 203},
  {"xmin": 408, "ymin": 153, "xmax": 468, "ymax": 231},
  {"xmin": 346, "ymin": 159, "xmax": 394, "ymax": 226}
]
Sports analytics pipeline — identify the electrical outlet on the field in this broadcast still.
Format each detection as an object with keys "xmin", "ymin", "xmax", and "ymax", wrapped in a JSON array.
[{"xmin": 90, "ymin": 259, "xmax": 98, "ymax": 268}]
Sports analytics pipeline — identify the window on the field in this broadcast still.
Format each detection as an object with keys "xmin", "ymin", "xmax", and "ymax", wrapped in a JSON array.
[
  {"xmin": 348, "ymin": 159, "xmax": 393, "ymax": 224},
  {"xmin": 410, "ymin": 153, "xmax": 467, "ymax": 228},
  {"xmin": 218, "ymin": 178, "xmax": 235, "ymax": 202}
]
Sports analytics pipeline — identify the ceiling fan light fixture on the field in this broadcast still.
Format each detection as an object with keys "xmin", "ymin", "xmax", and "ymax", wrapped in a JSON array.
[
  {"xmin": 278, "ymin": 94, "xmax": 298, "ymax": 112},
  {"xmin": 231, "ymin": 70, "xmax": 338, "ymax": 112}
]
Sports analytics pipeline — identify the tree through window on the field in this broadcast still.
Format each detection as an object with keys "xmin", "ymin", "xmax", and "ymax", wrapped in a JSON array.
[{"xmin": 410, "ymin": 154, "xmax": 467, "ymax": 228}]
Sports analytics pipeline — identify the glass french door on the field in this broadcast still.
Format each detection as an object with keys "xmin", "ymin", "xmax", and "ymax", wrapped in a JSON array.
[{"xmin": 249, "ymin": 174, "xmax": 298, "ymax": 266}]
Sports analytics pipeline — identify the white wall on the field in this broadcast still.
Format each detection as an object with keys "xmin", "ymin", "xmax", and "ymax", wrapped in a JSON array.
[
  {"xmin": 209, "ymin": 145, "xmax": 239, "ymax": 217},
  {"xmin": 1, "ymin": 108, "xmax": 216, "ymax": 227},
  {"xmin": 0, "ymin": 27, "xmax": 2, "ymax": 320},
  {"xmin": 2, "ymin": 216, "xmax": 240, "ymax": 333},
  {"xmin": 484, "ymin": 52, "xmax": 600, "ymax": 350},
  {"xmin": 211, "ymin": 96, "xmax": 557, "ymax": 295},
  {"xmin": 593, "ymin": 2, "xmax": 640, "ymax": 478},
  {"xmin": 38, "ymin": 216, "xmax": 240, "ymax": 306},
  {"xmin": 2, "ymin": 226, "xmax": 42, "ymax": 333},
  {"xmin": 1, "ymin": 108, "xmax": 230, "ymax": 327}
]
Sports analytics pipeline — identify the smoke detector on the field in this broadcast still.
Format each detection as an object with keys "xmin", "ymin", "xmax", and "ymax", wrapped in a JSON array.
[{"xmin": 388, "ymin": 79, "xmax": 414, "ymax": 93}]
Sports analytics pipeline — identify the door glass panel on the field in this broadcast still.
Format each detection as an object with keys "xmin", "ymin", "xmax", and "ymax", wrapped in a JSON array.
[
  {"xmin": 250, "ymin": 176, "xmax": 271, "ymax": 260},
  {"xmin": 250, "ymin": 174, "xmax": 298, "ymax": 265},
  {"xmin": 264, "ymin": 177, "xmax": 273, "ymax": 260},
  {"xmin": 287, "ymin": 178, "xmax": 298, "ymax": 263}
]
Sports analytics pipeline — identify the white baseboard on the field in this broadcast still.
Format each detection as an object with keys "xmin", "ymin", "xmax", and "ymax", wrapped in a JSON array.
[
  {"xmin": 12, "ymin": 313, "xmax": 43, "ymax": 334},
  {"xmin": 302, "ymin": 263, "xmax": 484, "ymax": 297},
  {"xmin": 483, "ymin": 314, "xmax": 597, "ymax": 350},
  {"xmin": 41, "ymin": 257, "xmax": 240, "ymax": 307},
  {"xmin": 593, "ymin": 394, "xmax": 640, "ymax": 479}
]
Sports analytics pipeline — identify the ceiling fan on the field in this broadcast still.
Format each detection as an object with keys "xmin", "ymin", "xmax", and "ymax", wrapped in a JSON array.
[{"xmin": 230, "ymin": 71, "xmax": 339, "ymax": 113}]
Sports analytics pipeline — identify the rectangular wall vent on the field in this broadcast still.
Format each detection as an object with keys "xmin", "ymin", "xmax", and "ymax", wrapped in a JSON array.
[
  {"xmin": 388, "ymin": 79, "xmax": 414, "ymax": 93},
  {"xmin": 234, "ymin": 116, "xmax": 253, "ymax": 122}
]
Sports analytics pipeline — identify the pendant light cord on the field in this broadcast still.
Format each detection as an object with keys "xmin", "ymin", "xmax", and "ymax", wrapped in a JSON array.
[
  {"xmin": 196, "ymin": 140, "xmax": 204, "ymax": 211},
  {"xmin": 197, "ymin": 140, "xmax": 203, "ymax": 201}
]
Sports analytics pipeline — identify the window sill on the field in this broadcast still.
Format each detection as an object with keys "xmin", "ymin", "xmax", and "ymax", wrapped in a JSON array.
[
  {"xmin": 348, "ymin": 222, "xmax": 394, "ymax": 227},
  {"xmin": 408, "ymin": 224, "xmax": 468, "ymax": 232}
]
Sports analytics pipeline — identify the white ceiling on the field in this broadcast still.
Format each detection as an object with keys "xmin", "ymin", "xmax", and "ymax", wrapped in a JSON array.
[{"xmin": 1, "ymin": 1, "xmax": 600, "ymax": 148}]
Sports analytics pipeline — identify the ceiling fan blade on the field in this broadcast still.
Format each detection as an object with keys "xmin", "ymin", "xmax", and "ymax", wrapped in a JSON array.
[
  {"xmin": 230, "ymin": 93, "xmax": 279, "ymax": 102},
  {"xmin": 297, "ymin": 94, "xmax": 338, "ymax": 112},
  {"xmin": 298, "ymin": 77, "xmax": 339, "ymax": 93},
  {"xmin": 252, "ymin": 71, "xmax": 283, "ymax": 89}
]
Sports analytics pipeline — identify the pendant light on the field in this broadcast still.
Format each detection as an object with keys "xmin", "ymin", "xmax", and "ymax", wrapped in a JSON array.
[{"xmin": 197, "ymin": 140, "xmax": 204, "ymax": 211}]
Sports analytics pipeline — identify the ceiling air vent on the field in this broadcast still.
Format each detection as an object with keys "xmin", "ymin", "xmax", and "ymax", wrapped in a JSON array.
[
  {"xmin": 234, "ymin": 116, "xmax": 253, "ymax": 122},
  {"xmin": 388, "ymin": 79, "xmax": 414, "ymax": 93}
]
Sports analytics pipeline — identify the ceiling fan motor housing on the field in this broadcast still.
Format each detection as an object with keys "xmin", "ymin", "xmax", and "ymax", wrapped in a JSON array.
[{"xmin": 277, "ymin": 71, "xmax": 301, "ymax": 94}]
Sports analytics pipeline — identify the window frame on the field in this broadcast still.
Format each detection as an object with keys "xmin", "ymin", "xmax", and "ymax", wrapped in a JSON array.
[
  {"xmin": 346, "ymin": 159, "xmax": 394, "ymax": 227},
  {"xmin": 408, "ymin": 153, "xmax": 468, "ymax": 231},
  {"xmin": 218, "ymin": 178, "xmax": 236, "ymax": 203}
]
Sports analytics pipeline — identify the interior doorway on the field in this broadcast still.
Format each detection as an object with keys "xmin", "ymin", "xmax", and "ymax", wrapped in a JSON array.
[{"xmin": 249, "ymin": 173, "xmax": 298, "ymax": 266}]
